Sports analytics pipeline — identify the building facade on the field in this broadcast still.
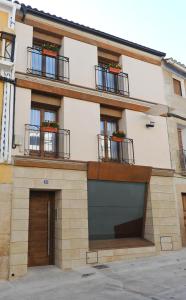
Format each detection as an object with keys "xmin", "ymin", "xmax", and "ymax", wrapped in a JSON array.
[
  {"xmin": 0, "ymin": 1, "xmax": 184, "ymax": 280},
  {"xmin": 162, "ymin": 58, "xmax": 186, "ymax": 247},
  {"xmin": 0, "ymin": 0, "xmax": 19, "ymax": 280}
]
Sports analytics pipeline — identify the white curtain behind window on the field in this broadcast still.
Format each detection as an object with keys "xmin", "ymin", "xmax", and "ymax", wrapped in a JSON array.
[
  {"xmin": 32, "ymin": 48, "xmax": 42, "ymax": 75},
  {"xmin": 30, "ymin": 109, "xmax": 40, "ymax": 151}
]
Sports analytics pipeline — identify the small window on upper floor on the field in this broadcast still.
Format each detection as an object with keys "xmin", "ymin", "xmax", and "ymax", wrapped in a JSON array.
[
  {"xmin": 0, "ymin": 31, "xmax": 15, "ymax": 62},
  {"xmin": 96, "ymin": 49, "xmax": 129, "ymax": 97},
  {"xmin": 27, "ymin": 37, "xmax": 69, "ymax": 82},
  {"xmin": 173, "ymin": 78, "xmax": 182, "ymax": 96}
]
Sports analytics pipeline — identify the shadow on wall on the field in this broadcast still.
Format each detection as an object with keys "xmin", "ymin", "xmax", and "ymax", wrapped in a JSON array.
[{"xmin": 114, "ymin": 218, "xmax": 143, "ymax": 238}]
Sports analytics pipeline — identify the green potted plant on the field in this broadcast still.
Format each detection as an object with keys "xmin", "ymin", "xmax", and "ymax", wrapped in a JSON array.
[
  {"xmin": 112, "ymin": 130, "xmax": 126, "ymax": 142},
  {"xmin": 42, "ymin": 43, "xmax": 60, "ymax": 57},
  {"xmin": 108, "ymin": 63, "xmax": 122, "ymax": 74},
  {"xmin": 41, "ymin": 121, "xmax": 59, "ymax": 133}
]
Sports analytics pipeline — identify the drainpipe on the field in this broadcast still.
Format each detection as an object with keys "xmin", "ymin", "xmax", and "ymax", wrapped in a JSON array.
[
  {"xmin": 0, "ymin": 76, "xmax": 16, "ymax": 149},
  {"xmin": 12, "ymin": 80, "xmax": 16, "ymax": 149},
  {"xmin": 20, "ymin": 4, "xmax": 27, "ymax": 22}
]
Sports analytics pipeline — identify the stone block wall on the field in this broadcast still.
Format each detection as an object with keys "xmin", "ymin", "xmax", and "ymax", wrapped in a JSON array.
[
  {"xmin": 173, "ymin": 176, "xmax": 186, "ymax": 247},
  {"xmin": 149, "ymin": 175, "xmax": 182, "ymax": 252},
  {"xmin": 1, "ymin": 164, "xmax": 184, "ymax": 280},
  {"xmin": 0, "ymin": 184, "xmax": 12, "ymax": 279},
  {"xmin": 167, "ymin": 117, "xmax": 186, "ymax": 173},
  {"xmin": 144, "ymin": 186, "xmax": 154, "ymax": 243},
  {"xmin": 8, "ymin": 166, "xmax": 88, "ymax": 278}
]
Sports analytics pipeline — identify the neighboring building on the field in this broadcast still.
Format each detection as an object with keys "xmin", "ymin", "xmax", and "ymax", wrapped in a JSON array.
[
  {"xmin": 162, "ymin": 58, "xmax": 186, "ymax": 247},
  {"xmin": 0, "ymin": 0, "xmax": 19, "ymax": 280},
  {"xmin": 0, "ymin": 1, "xmax": 183, "ymax": 280}
]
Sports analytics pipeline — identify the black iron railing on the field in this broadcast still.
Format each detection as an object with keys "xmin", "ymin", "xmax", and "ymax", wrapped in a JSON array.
[
  {"xmin": 179, "ymin": 149, "xmax": 186, "ymax": 171},
  {"xmin": 98, "ymin": 134, "xmax": 134, "ymax": 164},
  {"xmin": 27, "ymin": 47, "xmax": 69, "ymax": 82},
  {"xmin": 0, "ymin": 32, "xmax": 15, "ymax": 62},
  {"xmin": 95, "ymin": 65, "xmax": 129, "ymax": 96},
  {"xmin": 24, "ymin": 124, "xmax": 70, "ymax": 159}
]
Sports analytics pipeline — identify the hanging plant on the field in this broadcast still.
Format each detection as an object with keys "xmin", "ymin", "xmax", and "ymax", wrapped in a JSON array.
[
  {"xmin": 112, "ymin": 130, "xmax": 126, "ymax": 142},
  {"xmin": 41, "ymin": 121, "xmax": 59, "ymax": 133},
  {"xmin": 42, "ymin": 43, "xmax": 60, "ymax": 57},
  {"xmin": 107, "ymin": 63, "xmax": 122, "ymax": 74}
]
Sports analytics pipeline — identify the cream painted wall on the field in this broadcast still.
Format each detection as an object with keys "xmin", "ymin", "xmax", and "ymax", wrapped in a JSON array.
[
  {"xmin": 121, "ymin": 56, "xmax": 165, "ymax": 104},
  {"xmin": 124, "ymin": 109, "xmax": 171, "ymax": 169},
  {"xmin": 15, "ymin": 22, "xmax": 33, "ymax": 73},
  {"xmin": 61, "ymin": 97, "xmax": 100, "ymax": 161},
  {"xmin": 12, "ymin": 87, "xmax": 31, "ymax": 156},
  {"xmin": 62, "ymin": 37, "xmax": 98, "ymax": 88}
]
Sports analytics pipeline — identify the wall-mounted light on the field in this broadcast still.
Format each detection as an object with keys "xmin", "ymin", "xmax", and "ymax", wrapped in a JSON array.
[{"xmin": 146, "ymin": 121, "xmax": 155, "ymax": 128}]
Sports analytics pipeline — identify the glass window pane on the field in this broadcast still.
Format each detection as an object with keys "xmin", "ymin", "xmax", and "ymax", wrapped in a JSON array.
[
  {"xmin": 46, "ymin": 56, "xmax": 56, "ymax": 78},
  {"xmin": 98, "ymin": 66, "xmax": 104, "ymax": 88},
  {"xmin": 88, "ymin": 181, "xmax": 146, "ymax": 240},
  {"xmin": 30, "ymin": 109, "xmax": 40, "ymax": 151},
  {"xmin": 29, "ymin": 130, "xmax": 40, "ymax": 151},
  {"xmin": 32, "ymin": 48, "xmax": 42, "ymax": 75},
  {"xmin": 100, "ymin": 120, "xmax": 105, "ymax": 135},
  {"xmin": 118, "ymin": 75, "xmax": 124, "ymax": 94},
  {"xmin": 44, "ymin": 111, "xmax": 56, "ymax": 122},
  {"xmin": 44, "ymin": 132, "xmax": 56, "ymax": 153},
  {"xmin": 30, "ymin": 109, "xmax": 40, "ymax": 126},
  {"xmin": 44, "ymin": 111, "xmax": 57, "ymax": 154},
  {"xmin": 106, "ymin": 72, "xmax": 115, "ymax": 91},
  {"xmin": 107, "ymin": 121, "xmax": 117, "ymax": 136}
]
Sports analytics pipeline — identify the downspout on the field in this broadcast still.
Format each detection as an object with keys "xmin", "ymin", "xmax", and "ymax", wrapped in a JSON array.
[
  {"xmin": 166, "ymin": 108, "xmax": 174, "ymax": 170},
  {"xmin": 0, "ymin": 76, "xmax": 16, "ymax": 149},
  {"xmin": 12, "ymin": 80, "xmax": 16, "ymax": 149},
  {"xmin": 20, "ymin": 4, "xmax": 27, "ymax": 22}
]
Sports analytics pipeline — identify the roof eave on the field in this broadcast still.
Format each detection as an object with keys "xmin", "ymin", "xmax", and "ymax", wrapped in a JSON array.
[{"xmin": 17, "ymin": 2, "xmax": 166, "ymax": 58}]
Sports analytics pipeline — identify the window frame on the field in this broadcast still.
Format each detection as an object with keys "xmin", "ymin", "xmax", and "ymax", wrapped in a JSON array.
[
  {"xmin": 98, "ymin": 59, "xmax": 120, "ymax": 93},
  {"xmin": 30, "ymin": 104, "xmax": 59, "ymax": 158},
  {"xmin": 172, "ymin": 75, "xmax": 186, "ymax": 98},
  {"xmin": 100, "ymin": 115, "xmax": 120, "ymax": 161},
  {"xmin": 173, "ymin": 78, "xmax": 182, "ymax": 96},
  {"xmin": 32, "ymin": 40, "xmax": 59, "ymax": 79}
]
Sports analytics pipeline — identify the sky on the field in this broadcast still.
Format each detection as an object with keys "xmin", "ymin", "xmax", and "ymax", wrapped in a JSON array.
[{"xmin": 20, "ymin": 0, "xmax": 186, "ymax": 64}]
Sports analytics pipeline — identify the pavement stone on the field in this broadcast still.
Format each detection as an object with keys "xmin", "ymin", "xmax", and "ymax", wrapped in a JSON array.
[{"xmin": 1, "ymin": 249, "xmax": 186, "ymax": 299}]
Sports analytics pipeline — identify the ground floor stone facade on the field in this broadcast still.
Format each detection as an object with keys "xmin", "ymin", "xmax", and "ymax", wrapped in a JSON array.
[{"xmin": 0, "ymin": 165, "xmax": 185, "ymax": 280}]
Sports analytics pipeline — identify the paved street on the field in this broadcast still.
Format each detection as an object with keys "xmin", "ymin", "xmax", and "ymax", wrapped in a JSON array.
[{"xmin": 1, "ymin": 249, "xmax": 186, "ymax": 300}]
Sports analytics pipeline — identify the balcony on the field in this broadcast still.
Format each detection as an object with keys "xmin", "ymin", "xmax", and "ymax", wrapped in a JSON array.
[
  {"xmin": 27, "ymin": 46, "xmax": 69, "ymax": 82},
  {"xmin": 98, "ymin": 134, "xmax": 134, "ymax": 164},
  {"xmin": 95, "ymin": 65, "xmax": 129, "ymax": 97},
  {"xmin": 24, "ymin": 124, "xmax": 70, "ymax": 159}
]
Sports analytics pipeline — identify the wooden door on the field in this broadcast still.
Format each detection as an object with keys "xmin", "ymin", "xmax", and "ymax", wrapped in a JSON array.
[
  {"xmin": 28, "ymin": 191, "xmax": 55, "ymax": 267},
  {"xmin": 182, "ymin": 194, "xmax": 186, "ymax": 229}
]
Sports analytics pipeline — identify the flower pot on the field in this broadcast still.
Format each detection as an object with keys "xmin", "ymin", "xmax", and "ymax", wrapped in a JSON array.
[
  {"xmin": 111, "ymin": 136, "xmax": 124, "ymax": 142},
  {"xmin": 42, "ymin": 48, "xmax": 58, "ymax": 57},
  {"xmin": 41, "ymin": 126, "xmax": 58, "ymax": 133},
  {"xmin": 108, "ymin": 67, "xmax": 121, "ymax": 74}
]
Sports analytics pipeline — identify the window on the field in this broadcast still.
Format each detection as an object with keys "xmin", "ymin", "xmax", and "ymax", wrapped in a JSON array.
[
  {"xmin": 97, "ymin": 61, "xmax": 124, "ymax": 94},
  {"xmin": 100, "ymin": 116, "xmax": 119, "ymax": 161},
  {"xmin": 0, "ymin": 32, "xmax": 15, "ymax": 62},
  {"xmin": 29, "ymin": 106, "xmax": 58, "ymax": 156},
  {"xmin": 88, "ymin": 180, "xmax": 147, "ymax": 241},
  {"xmin": 173, "ymin": 78, "xmax": 182, "ymax": 96},
  {"xmin": 31, "ymin": 43, "xmax": 58, "ymax": 79}
]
